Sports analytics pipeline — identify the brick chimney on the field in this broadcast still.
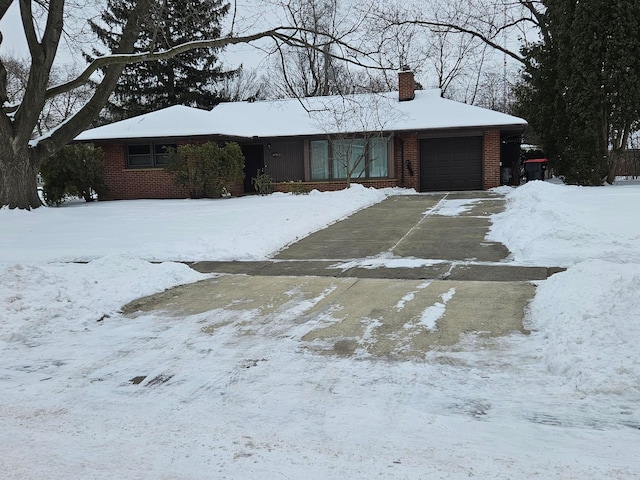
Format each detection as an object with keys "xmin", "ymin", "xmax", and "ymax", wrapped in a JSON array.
[{"xmin": 398, "ymin": 67, "xmax": 415, "ymax": 102}]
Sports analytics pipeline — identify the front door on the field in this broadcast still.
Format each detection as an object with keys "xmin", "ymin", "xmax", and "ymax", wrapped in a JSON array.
[{"xmin": 241, "ymin": 144, "xmax": 264, "ymax": 193}]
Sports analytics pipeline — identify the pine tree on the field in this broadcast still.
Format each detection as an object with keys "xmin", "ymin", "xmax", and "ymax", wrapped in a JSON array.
[
  {"xmin": 514, "ymin": 0, "xmax": 640, "ymax": 185},
  {"xmin": 89, "ymin": 0, "xmax": 233, "ymax": 121},
  {"xmin": 556, "ymin": 0, "xmax": 609, "ymax": 184},
  {"xmin": 604, "ymin": 1, "xmax": 640, "ymax": 183}
]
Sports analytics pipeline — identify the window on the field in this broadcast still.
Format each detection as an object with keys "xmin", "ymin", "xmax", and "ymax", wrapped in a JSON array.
[
  {"xmin": 310, "ymin": 140, "xmax": 330, "ymax": 180},
  {"xmin": 127, "ymin": 143, "xmax": 176, "ymax": 168},
  {"xmin": 368, "ymin": 137, "xmax": 388, "ymax": 178},
  {"xmin": 127, "ymin": 144, "xmax": 152, "ymax": 167},
  {"xmin": 333, "ymin": 139, "xmax": 366, "ymax": 179},
  {"xmin": 310, "ymin": 137, "xmax": 389, "ymax": 181},
  {"xmin": 154, "ymin": 143, "xmax": 175, "ymax": 166}
]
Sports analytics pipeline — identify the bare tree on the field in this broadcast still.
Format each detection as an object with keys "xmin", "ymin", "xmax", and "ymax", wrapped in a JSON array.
[
  {"xmin": 3, "ymin": 55, "xmax": 93, "ymax": 136},
  {"xmin": 271, "ymin": 0, "xmax": 340, "ymax": 97},
  {"xmin": 470, "ymin": 64, "xmax": 519, "ymax": 113},
  {"xmin": 363, "ymin": 3, "xmax": 430, "ymax": 90},
  {"xmin": 263, "ymin": 0, "xmax": 381, "ymax": 98},
  {"xmin": 0, "ymin": 0, "xmax": 375, "ymax": 209},
  {"xmin": 427, "ymin": 24, "xmax": 486, "ymax": 99},
  {"xmin": 311, "ymin": 93, "xmax": 401, "ymax": 186},
  {"xmin": 2, "ymin": 55, "xmax": 30, "ymax": 101},
  {"xmin": 365, "ymin": 1, "xmax": 509, "ymax": 104},
  {"xmin": 216, "ymin": 66, "xmax": 268, "ymax": 102}
]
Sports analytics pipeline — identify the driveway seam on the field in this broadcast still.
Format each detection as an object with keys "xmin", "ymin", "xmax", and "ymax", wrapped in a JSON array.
[{"xmin": 388, "ymin": 193, "xmax": 449, "ymax": 255}]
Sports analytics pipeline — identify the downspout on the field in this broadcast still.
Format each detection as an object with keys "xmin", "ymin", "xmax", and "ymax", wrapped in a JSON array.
[{"xmin": 400, "ymin": 137, "xmax": 405, "ymax": 186}]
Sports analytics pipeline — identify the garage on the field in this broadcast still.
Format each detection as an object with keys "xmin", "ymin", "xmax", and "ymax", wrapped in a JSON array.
[{"xmin": 420, "ymin": 136, "xmax": 483, "ymax": 191}]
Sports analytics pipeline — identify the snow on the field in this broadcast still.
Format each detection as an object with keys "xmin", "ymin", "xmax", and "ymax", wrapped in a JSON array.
[
  {"xmin": 1, "ymin": 181, "xmax": 640, "ymax": 478},
  {"xmin": 417, "ymin": 287, "xmax": 456, "ymax": 331},
  {"xmin": 0, "ymin": 185, "xmax": 388, "ymax": 263},
  {"xmin": 329, "ymin": 255, "xmax": 444, "ymax": 272},
  {"xmin": 488, "ymin": 180, "xmax": 640, "ymax": 401},
  {"xmin": 72, "ymin": 105, "xmax": 216, "ymax": 142},
  {"xmin": 396, "ymin": 280, "xmax": 432, "ymax": 311},
  {"xmin": 75, "ymin": 90, "xmax": 527, "ymax": 141},
  {"xmin": 526, "ymin": 259, "xmax": 640, "ymax": 396},
  {"xmin": 488, "ymin": 180, "xmax": 640, "ymax": 266},
  {"xmin": 432, "ymin": 197, "xmax": 482, "ymax": 216}
]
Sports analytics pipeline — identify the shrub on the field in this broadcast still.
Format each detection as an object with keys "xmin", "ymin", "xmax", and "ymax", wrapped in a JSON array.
[
  {"xmin": 252, "ymin": 171, "xmax": 274, "ymax": 195},
  {"xmin": 40, "ymin": 144, "xmax": 107, "ymax": 206},
  {"xmin": 164, "ymin": 142, "xmax": 245, "ymax": 198},
  {"xmin": 281, "ymin": 181, "xmax": 309, "ymax": 195}
]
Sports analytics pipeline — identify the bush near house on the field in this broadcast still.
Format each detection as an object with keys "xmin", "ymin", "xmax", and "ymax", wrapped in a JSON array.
[
  {"xmin": 280, "ymin": 181, "xmax": 310, "ymax": 195},
  {"xmin": 164, "ymin": 142, "xmax": 245, "ymax": 198},
  {"xmin": 40, "ymin": 144, "xmax": 107, "ymax": 206},
  {"xmin": 252, "ymin": 171, "xmax": 275, "ymax": 195}
]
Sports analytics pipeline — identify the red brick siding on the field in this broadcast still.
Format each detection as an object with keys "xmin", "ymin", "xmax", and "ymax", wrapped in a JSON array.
[
  {"xmin": 394, "ymin": 133, "xmax": 419, "ymax": 190},
  {"xmin": 98, "ymin": 142, "xmax": 187, "ymax": 200},
  {"xmin": 275, "ymin": 179, "xmax": 399, "ymax": 193},
  {"xmin": 398, "ymin": 71, "xmax": 415, "ymax": 102},
  {"xmin": 483, "ymin": 130, "xmax": 501, "ymax": 189},
  {"xmin": 98, "ymin": 141, "xmax": 243, "ymax": 200}
]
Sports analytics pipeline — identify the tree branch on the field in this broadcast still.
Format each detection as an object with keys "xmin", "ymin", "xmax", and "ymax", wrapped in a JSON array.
[
  {"xmin": 14, "ymin": 0, "xmax": 65, "ymax": 145},
  {"xmin": 19, "ymin": 0, "xmax": 39, "ymax": 56},
  {"xmin": 45, "ymin": 26, "xmax": 381, "ymax": 101},
  {"xmin": 0, "ymin": 0, "xmax": 13, "ymax": 21},
  {"xmin": 0, "ymin": 56, "xmax": 11, "ymax": 141},
  {"xmin": 0, "ymin": 58, "xmax": 7, "ymax": 105},
  {"xmin": 520, "ymin": 1, "xmax": 544, "ymax": 28},
  {"xmin": 393, "ymin": 18, "xmax": 525, "ymax": 65},
  {"xmin": 33, "ymin": 0, "xmax": 151, "ymax": 160}
]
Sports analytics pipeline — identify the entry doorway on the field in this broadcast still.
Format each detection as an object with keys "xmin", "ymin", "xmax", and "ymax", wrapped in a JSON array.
[{"xmin": 241, "ymin": 144, "xmax": 264, "ymax": 193}]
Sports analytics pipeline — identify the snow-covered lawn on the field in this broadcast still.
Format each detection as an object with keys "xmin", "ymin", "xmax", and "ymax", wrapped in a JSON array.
[{"xmin": 1, "ymin": 182, "xmax": 639, "ymax": 479}]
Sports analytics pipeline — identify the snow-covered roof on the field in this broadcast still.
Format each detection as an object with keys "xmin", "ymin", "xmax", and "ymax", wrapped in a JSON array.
[{"xmin": 75, "ymin": 89, "xmax": 527, "ymax": 142}]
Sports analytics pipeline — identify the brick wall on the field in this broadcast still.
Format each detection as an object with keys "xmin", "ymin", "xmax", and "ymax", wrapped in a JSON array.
[
  {"xmin": 398, "ymin": 71, "xmax": 415, "ymax": 102},
  {"xmin": 483, "ymin": 130, "xmax": 501, "ymax": 189},
  {"xmin": 98, "ymin": 141, "xmax": 243, "ymax": 200},
  {"xmin": 394, "ymin": 133, "xmax": 419, "ymax": 190},
  {"xmin": 275, "ymin": 179, "xmax": 399, "ymax": 193},
  {"xmin": 99, "ymin": 142, "xmax": 187, "ymax": 200}
]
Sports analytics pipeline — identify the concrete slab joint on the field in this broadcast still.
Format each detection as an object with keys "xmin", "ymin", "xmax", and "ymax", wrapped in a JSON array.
[{"xmin": 130, "ymin": 193, "xmax": 562, "ymax": 359}]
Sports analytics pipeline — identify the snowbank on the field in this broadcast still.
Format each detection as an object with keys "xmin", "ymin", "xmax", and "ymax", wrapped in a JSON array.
[
  {"xmin": 0, "ymin": 255, "xmax": 206, "ymax": 344},
  {"xmin": 490, "ymin": 181, "xmax": 640, "ymax": 400},
  {"xmin": 527, "ymin": 259, "xmax": 640, "ymax": 395},
  {"xmin": 488, "ymin": 181, "xmax": 640, "ymax": 266}
]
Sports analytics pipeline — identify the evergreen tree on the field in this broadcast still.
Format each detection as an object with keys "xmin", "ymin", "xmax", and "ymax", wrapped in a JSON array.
[
  {"xmin": 514, "ymin": 0, "xmax": 640, "ymax": 185},
  {"xmin": 40, "ymin": 145, "xmax": 107, "ymax": 205},
  {"xmin": 605, "ymin": 1, "xmax": 640, "ymax": 183},
  {"xmin": 89, "ymin": 0, "xmax": 233, "ymax": 121}
]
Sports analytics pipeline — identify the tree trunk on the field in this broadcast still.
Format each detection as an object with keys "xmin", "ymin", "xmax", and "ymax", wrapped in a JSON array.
[
  {"xmin": 607, "ymin": 128, "xmax": 631, "ymax": 185},
  {"xmin": 606, "ymin": 152, "xmax": 619, "ymax": 185},
  {"xmin": 0, "ymin": 140, "xmax": 42, "ymax": 210}
]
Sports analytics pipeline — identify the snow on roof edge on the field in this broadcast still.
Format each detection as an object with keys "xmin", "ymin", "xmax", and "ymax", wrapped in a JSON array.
[{"xmin": 74, "ymin": 91, "xmax": 527, "ymax": 142}]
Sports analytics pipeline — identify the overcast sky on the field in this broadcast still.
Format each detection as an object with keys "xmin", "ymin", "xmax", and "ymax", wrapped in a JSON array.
[
  {"xmin": 0, "ymin": 0, "xmax": 526, "ymax": 99},
  {"xmin": 0, "ymin": 1, "xmax": 284, "ymax": 70}
]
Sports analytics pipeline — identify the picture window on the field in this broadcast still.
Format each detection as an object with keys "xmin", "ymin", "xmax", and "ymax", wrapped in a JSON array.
[{"xmin": 310, "ymin": 137, "xmax": 389, "ymax": 181}]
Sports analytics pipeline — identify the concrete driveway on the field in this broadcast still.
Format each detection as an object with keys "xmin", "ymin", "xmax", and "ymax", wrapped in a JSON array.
[{"xmin": 125, "ymin": 192, "xmax": 558, "ymax": 359}]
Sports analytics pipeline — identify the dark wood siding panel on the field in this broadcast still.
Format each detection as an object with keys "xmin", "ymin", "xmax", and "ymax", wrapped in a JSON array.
[{"xmin": 264, "ymin": 140, "xmax": 305, "ymax": 182}]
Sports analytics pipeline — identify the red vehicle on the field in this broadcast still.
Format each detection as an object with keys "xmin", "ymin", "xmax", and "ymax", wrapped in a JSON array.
[{"xmin": 522, "ymin": 158, "xmax": 548, "ymax": 182}]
